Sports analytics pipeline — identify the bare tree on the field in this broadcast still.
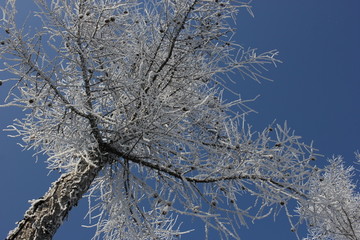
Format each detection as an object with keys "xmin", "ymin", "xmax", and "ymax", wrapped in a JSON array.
[{"xmin": 0, "ymin": 0, "xmax": 358, "ymax": 239}]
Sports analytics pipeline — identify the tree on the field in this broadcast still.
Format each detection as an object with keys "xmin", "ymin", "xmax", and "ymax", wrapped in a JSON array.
[
  {"xmin": 0, "ymin": 0, "xmax": 358, "ymax": 239},
  {"xmin": 298, "ymin": 156, "xmax": 360, "ymax": 240}
]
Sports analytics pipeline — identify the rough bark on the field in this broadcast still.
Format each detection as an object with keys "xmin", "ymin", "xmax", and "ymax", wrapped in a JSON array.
[{"xmin": 6, "ymin": 157, "xmax": 104, "ymax": 240}]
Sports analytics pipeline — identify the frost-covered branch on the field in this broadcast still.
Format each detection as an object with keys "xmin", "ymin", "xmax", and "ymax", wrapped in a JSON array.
[{"xmin": 298, "ymin": 156, "xmax": 360, "ymax": 240}]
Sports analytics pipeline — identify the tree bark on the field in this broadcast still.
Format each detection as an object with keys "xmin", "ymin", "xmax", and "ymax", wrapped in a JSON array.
[{"xmin": 6, "ymin": 157, "xmax": 104, "ymax": 240}]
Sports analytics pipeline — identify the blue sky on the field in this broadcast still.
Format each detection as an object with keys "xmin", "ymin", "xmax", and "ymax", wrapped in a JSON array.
[{"xmin": 1, "ymin": 1, "xmax": 359, "ymax": 239}]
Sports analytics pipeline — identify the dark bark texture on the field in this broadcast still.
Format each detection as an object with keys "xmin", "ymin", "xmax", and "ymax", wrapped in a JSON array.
[{"xmin": 6, "ymin": 157, "xmax": 104, "ymax": 240}]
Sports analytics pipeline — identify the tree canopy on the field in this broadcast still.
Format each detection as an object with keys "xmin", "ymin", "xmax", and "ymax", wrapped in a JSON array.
[{"xmin": 1, "ymin": 0, "xmax": 359, "ymax": 239}]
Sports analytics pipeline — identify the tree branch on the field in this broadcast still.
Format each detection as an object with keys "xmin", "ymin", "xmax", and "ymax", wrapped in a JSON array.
[{"xmin": 103, "ymin": 143, "xmax": 307, "ymax": 199}]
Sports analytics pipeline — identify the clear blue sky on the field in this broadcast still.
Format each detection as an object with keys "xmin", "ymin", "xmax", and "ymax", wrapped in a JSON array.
[{"xmin": 1, "ymin": 1, "xmax": 359, "ymax": 239}]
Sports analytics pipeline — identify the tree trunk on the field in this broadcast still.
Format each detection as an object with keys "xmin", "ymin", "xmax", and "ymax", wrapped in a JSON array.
[{"xmin": 6, "ymin": 157, "xmax": 103, "ymax": 240}]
